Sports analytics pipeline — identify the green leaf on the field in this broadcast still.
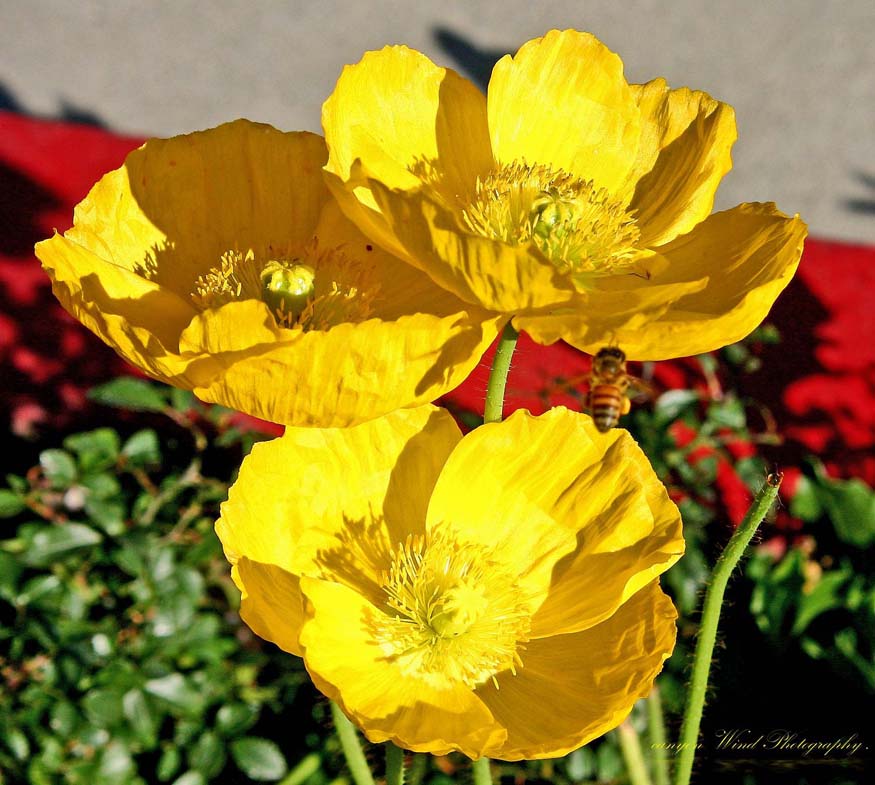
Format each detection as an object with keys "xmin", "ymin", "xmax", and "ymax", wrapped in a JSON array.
[
  {"xmin": 85, "ymin": 496, "xmax": 127, "ymax": 536},
  {"xmin": 789, "ymin": 475, "xmax": 823, "ymax": 521},
  {"xmin": 157, "ymin": 747, "xmax": 182, "ymax": 782},
  {"xmin": 49, "ymin": 701, "xmax": 79, "ymax": 738},
  {"xmin": 96, "ymin": 741, "xmax": 136, "ymax": 785},
  {"xmin": 64, "ymin": 429, "xmax": 120, "ymax": 474},
  {"xmin": 170, "ymin": 772, "xmax": 206, "ymax": 785},
  {"xmin": 123, "ymin": 688, "xmax": 159, "ymax": 748},
  {"xmin": 189, "ymin": 732, "xmax": 226, "ymax": 777},
  {"xmin": 23, "ymin": 523, "xmax": 103, "ymax": 567},
  {"xmin": 82, "ymin": 688, "xmax": 125, "ymax": 728},
  {"xmin": 0, "ymin": 551, "xmax": 23, "ymax": 600},
  {"xmin": 89, "ymin": 378, "xmax": 168, "ymax": 412},
  {"xmin": 596, "ymin": 740, "xmax": 624, "ymax": 781},
  {"xmin": 122, "ymin": 429, "xmax": 162, "ymax": 467},
  {"xmin": 564, "ymin": 747, "xmax": 595, "ymax": 780},
  {"xmin": 0, "ymin": 489, "xmax": 26, "ymax": 517},
  {"xmin": 4, "ymin": 728, "xmax": 30, "ymax": 761},
  {"xmin": 144, "ymin": 673, "xmax": 204, "ymax": 715},
  {"xmin": 39, "ymin": 449, "xmax": 77, "ymax": 487},
  {"xmin": 6, "ymin": 473, "xmax": 28, "ymax": 493},
  {"xmin": 792, "ymin": 568, "xmax": 851, "ymax": 635},
  {"xmin": 231, "ymin": 737, "xmax": 288, "ymax": 781},
  {"xmin": 706, "ymin": 395, "xmax": 746, "ymax": 429},
  {"xmin": 815, "ymin": 473, "xmax": 875, "ymax": 547},
  {"xmin": 655, "ymin": 389, "xmax": 700, "ymax": 422},
  {"xmin": 216, "ymin": 703, "xmax": 258, "ymax": 736}
]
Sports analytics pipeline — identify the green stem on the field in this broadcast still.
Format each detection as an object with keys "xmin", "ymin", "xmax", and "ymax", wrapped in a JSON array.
[
  {"xmin": 407, "ymin": 753, "xmax": 428, "ymax": 785},
  {"xmin": 472, "ymin": 757, "xmax": 493, "ymax": 785},
  {"xmin": 674, "ymin": 473, "xmax": 783, "ymax": 785},
  {"xmin": 385, "ymin": 743, "xmax": 406, "ymax": 785},
  {"xmin": 647, "ymin": 686, "xmax": 670, "ymax": 785},
  {"xmin": 330, "ymin": 701, "xmax": 375, "ymax": 785},
  {"xmin": 617, "ymin": 721, "xmax": 653, "ymax": 785},
  {"xmin": 483, "ymin": 322, "xmax": 520, "ymax": 424}
]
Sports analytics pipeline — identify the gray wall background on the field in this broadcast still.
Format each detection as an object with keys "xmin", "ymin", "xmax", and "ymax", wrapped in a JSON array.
[{"xmin": 1, "ymin": 0, "xmax": 873, "ymax": 243}]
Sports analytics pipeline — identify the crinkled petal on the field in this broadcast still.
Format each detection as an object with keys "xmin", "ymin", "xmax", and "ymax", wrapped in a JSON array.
[
  {"xmin": 476, "ymin": 582, "xmax": 677, "ymax": 760},
  {"xmin": 187, "ymin": 306, "xmax": 503, "ymax": 428},
  {"xmin": 323, "ymin": 45, "xmax": 492, "ymax": 197},
  {"xmin": 35, "ymin": 233, "xmax": 209, "ymax": 386},
  {"xmin": 630, "ymin": 82, "xmax": 737, "ymax": 247},
  {"xmin": 237, "ymin": 558, "xmax": 305, "ymax": 657},
  {"xmin": 572, "ymin": 202, "xmax": 807, "ymax": 360},
  {"xmin": 427, "ymin": 408, "xmax": 606, "ymax": 603},
  {"xmin": 64, "ymin": 121, "xmax": 329, "ymax": 298},
  {"xmin": 215, "ymin": 406, "xmax": 461, "ymax": 603},
  {"xmin": 323, "ymin": 45, "xmax": 492, "ymax": 261},
  {"xmin": 488, "ymin": 29, "xmax": 640, "ymax": 194},
  {"xmin": 365, "ymin": 177, "xmax": 574, "ymax": 313},
  {"xmin": 299, "ymin": 577, "xmax": 505, "ymax": 757},
  {"xmin": 314, "ymin": 199, "xmax": 503, "ymax": 321},
  {"xmin": 512, "ymin": 273, "xmax": 709, "ymax": 348},
  {"xmin": 530, "ymin": 434, "xmax": 683, "ymax": 637}
]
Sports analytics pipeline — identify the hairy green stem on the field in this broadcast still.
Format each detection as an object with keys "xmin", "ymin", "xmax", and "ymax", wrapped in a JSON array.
[
  {"xmin": 647, "ymin": 686, "xmax": 671, "ymax": 785},
  {"xmin": 472, "ymin": 757, "xmax": 493, "ymax": 785},
  {"xmin": 330, "ymin": 701, "xmax": 375, "ymax": 785},
  {"xmin": 483, "ymin": 322, "xmax": 520, "ymax": 424},
  {"xmin": 674, "ymin": 473, "xmax": 783, "ymax": 785},
  {"xmin": 407, "ymin": 753, "xmax": 428, "ymax": 785},
  {"xmin": 618, "ymin": 721, "xmax": 653, "ymax": 785},
  {"xmin": 385, "ymin": 743, "xmax": 406, "ymax": 785}
]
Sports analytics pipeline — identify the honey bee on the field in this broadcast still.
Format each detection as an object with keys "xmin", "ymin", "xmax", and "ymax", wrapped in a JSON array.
[{"xmin": 583, "ymin": 347, "xmax": 652, "ymax": 432}]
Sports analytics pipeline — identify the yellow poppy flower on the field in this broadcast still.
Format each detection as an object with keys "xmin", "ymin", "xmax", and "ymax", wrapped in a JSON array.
[
  {"xmin": 216, "ymin": 405, "xmax": 683, "ymax": 759},
  {"xmin": 322, "ymin": 29, "xmax": 807, "ymax": 360},
  {"xmin": 35, "ymin": 120, "xmax": 502, "ymax": 427}
]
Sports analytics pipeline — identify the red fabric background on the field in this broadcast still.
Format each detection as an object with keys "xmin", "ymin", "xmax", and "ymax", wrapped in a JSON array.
[{"xmin": 2, "ymin": 111, "xmax": 873, "ymax": 503}]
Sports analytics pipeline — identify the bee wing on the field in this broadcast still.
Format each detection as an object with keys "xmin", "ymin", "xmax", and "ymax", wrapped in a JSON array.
[{"xmin": 626, "ymin": 375, "xmax": 656, "ymax": 403}]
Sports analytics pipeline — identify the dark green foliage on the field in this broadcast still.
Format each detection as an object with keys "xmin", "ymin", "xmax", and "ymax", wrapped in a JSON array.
[
  {"xmin": 748, "ymin": 464, "xmax": 875, "ymax": 691},
  {"xmin": 0, "ymin": 397, "xmax": 336, "ymax": 785}
]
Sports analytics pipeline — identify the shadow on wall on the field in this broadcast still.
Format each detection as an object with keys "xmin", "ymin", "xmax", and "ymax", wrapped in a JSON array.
[
  {"xmin": 844, "ymin": 171, "xmax": 875, "ymax": 215},
  {"xmin": 432, "ymin": 26, "xmax": 512, "ymax": 92},
  {"xmin": 0, "ymin": 81, "xmax": 105, "ymax": 127}
]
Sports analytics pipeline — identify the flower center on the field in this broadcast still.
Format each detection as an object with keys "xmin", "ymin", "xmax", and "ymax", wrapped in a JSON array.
[
  {"xmin": 375, "ymin": 532, "xmax": 531, "ymax": 689},
  {"xmin": 461, "ymin": 161, "xmax": 641, "ymax": 282},
  {"xmin": 192, "ymin": 241, "xmax": 378, "ymax": 330}
]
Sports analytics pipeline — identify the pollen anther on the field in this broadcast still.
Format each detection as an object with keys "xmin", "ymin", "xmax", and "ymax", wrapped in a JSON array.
[
  {"xmin": 461, "ymin": 161, "xmax": 641, "ymax": 282},
  {"xmin": 375, "ymin": 531, "xmax": 531, "ymax": 689}
]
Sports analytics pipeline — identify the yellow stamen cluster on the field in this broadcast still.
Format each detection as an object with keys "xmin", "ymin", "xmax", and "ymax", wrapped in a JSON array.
[
  {"xmin": 462, "ymin": 161, "xmax": 641, "ymax": 280},
  {"xmin": 375, "ymin": 531, "xmax": 531, "ymax": 689},
  {"xmin": 192, "ymin": 241, "xmax": 379, "ymax": 331}
]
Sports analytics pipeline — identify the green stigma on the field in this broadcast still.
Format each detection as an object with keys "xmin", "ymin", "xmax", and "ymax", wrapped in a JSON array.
[{"xmin": 260, "ymin": 261, "xmax": 316, "ymax": 320}]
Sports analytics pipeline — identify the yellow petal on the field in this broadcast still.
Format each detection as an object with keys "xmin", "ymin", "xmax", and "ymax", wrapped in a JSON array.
[
  {"xmin": 215, "ymin": 406, "xmax": 461, "ymax": 603},
  {"xmin": 630, "ymin": 82, "xmax": 737, "ymax": 247},
  {"xmin": 35, "ymin": 233, "xmax": 207, "ymax": 385},
  {"xmin": 426, "ymin": 408, "xmax": 609, "ymax": 602},
  {"xmin": 65, "ymin": 121, "xmax": 329, "ymax": 299},
  {"xmin": 476, "ymin": 582, "xmax": 677, "ymax": 760},
  {"xmin": 512, "ymin": 273, "xmax": 709, "ymax": 348},
  {"xmin": 530, "ymin": 434, "xmax": 683, "ymax": 637},
  {"xmin": 299, "ymin": 577, "xmax": 505, "ymax": 757},
  {"xmin": 488, "ymin": 30, "xmax": 640, "ymax": 194},
  {"xmin": 366, "ymin": 177, "xmax": 574, "ymax": 313},
  {"xmin": 237, "ymin": 558, "xmax": 305, "ymax": 657},
  {"xmin": 314, "ymin": 199, "xmax": 502, "ymax": 321},
  {"xmin": 323, "ymin": 45, "xmax": 492, "ymax": 199},
  {"xmin": 575, "ymin": 202, "xmax": 807, "ymax": 360},
  {"xmin": 323, "ymin": 45, "xmax": 493, "ymax": 261},
  {"xmin": 189, "ymin": 307, "xmax": 502, "ymax": 427}
]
